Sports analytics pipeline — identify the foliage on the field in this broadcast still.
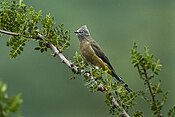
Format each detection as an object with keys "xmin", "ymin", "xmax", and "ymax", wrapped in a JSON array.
[
  {"xmin": 73, "ymin": 51, "xmax": 137, "ymax": 115},
  {"xmin": 0, "ymin": 0, "xmax": 70, "ymax": 59},
  {"xmin": 0, "ymin": 80, "xmax": 22, "ymax": 117},
  {"xmin": 73, "ymin": 42, "xmax": 173, "ymax": 116},
  {"xmin": 131, "ymin": 42, "xmax": 172, "ymax": 117},
  {"xmin": 0, "ymin": 0, "xmax": 175, "ymax": 117},
  {"xmin": 168, "ymin": 106, "xmax": 175, "ymax": 117}
]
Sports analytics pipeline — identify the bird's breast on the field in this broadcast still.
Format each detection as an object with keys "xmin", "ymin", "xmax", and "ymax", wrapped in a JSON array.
[
  {"xmin": 80, "ymin": 41, "xmax": 94, "ymax": 59},
  {"xmin": 80, "ymin": 40, "xmax": 105, "ymax": 68}
]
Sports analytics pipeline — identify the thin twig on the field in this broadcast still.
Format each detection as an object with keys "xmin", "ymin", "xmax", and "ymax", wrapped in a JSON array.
[
  {"xmin": 143, "ymin": 68, "xmax": 162, "ymax": 117},
  {"xmin": 0, "ymin": 29, "xmax": 130, "ymax": 117},
  {"xmin": 0, "ymin": 29, "xmax": 19, "ymax": 36},
  {"xmin": 143, "ymin": 68, "xmax": 156, "ymax": 103},
  {"xmin": 137, "ymin": 64, "xmax": 162, "ymax": 117}
]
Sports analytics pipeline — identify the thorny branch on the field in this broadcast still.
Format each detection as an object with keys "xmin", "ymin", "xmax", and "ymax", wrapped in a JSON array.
[{"xmin": 0, "ymin": 29, "xmax": 130, "ymax": 117}]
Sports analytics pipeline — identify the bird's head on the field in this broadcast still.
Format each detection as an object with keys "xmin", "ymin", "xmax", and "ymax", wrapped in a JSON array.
[{"xmin": 75, "ymin": 25, "xmax": 91, "ymax": 40}]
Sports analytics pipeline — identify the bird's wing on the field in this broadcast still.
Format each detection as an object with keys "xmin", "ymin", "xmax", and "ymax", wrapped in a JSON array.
[{"xmin": 90, "ymin": 40, "xmax": 114, "ymax": 70}]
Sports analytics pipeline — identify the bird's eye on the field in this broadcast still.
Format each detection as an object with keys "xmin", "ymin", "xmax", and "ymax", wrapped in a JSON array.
[{"xmin": 79, "ymin": 31, "xmax": 83, "ymax": 33}]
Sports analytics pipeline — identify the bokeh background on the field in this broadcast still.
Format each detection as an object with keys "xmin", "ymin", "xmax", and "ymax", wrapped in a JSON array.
[{"xmin": 0, "ymin": 0, "xmax": 175, "ymax": 116}]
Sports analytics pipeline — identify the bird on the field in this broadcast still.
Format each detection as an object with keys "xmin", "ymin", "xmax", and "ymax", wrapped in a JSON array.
[{"xmin": 74, "ymin": 25, "xmax": 131, "ymax": 92}]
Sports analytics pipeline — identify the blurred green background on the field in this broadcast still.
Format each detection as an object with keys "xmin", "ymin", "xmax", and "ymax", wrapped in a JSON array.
[{"xmin": 0, "ymin": 0, "xmax": 175, "ymax": 116}]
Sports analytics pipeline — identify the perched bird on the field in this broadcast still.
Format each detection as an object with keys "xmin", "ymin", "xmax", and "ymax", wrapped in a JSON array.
[{"xmin": 75, "ymin": 25, "xmax": 131, "ymax": 92}]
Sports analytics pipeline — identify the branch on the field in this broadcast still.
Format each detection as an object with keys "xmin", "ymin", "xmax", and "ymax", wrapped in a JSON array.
[
  {"xmin": 0, "ymin": 29, "xmax": 130, "ymax": 117},
  {"xmin": 143, "ymin": 68, "xmax": 156, "ymax": 103},
  {"xmin": 143, "ymin": 68, "xmax": 162, "ymax": 117},
  {"xmin": 0, "ymin": 29, "xmax": 19, "ymax": 36}
]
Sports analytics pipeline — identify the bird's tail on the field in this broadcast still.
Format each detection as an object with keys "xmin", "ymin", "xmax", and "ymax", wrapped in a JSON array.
[{"xmin": 112, "ymin": 71, "xmax": 132, "ymax": 92}]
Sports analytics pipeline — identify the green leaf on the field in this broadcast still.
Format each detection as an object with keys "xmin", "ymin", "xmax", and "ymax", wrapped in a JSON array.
[
  {"xmin": 40, "ymin": 48, "xmax": 44, "ymax": 53},
  {"xmin": 133, "ymin": 111, "xmax": 144, "ymax": 117},
  {"xmin": 168, "ymin": 106, "xmax": 175, "ymax": 117},
  {"xmin": 7, "ymin": 93, "xmax": 23, "ymax": 112},
  {"xmin": 0, "ymin": 80, "xmax": 22, "ymax": 117},
  {"xmin": 34, "ymin": 47, "xmax": 40, "ymax": 50}
]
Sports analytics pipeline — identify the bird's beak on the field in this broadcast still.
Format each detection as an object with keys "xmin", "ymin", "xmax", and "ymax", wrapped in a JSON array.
[{"xmin": 74, "ymin": 29, "xmax": 80, "ymax": 35}]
